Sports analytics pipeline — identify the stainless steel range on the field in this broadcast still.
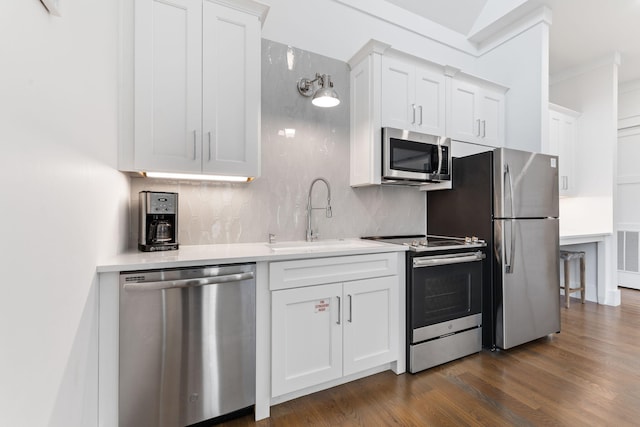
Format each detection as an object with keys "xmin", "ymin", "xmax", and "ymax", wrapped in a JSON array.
[{"xmin": 363, "ymin": 235, "xmax": 486, "ymax": 373}]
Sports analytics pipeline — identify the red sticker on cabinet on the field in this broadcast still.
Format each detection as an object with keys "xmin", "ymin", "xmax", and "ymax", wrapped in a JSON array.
[{"xmin": 314, "ymin": 299, "xmax": 330, "ymax": 313}]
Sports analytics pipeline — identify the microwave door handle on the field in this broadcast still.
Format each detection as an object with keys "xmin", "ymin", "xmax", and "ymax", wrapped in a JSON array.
[{"xmin": 436, "ymin": 144, "xmax": 443, "ymax": 175}]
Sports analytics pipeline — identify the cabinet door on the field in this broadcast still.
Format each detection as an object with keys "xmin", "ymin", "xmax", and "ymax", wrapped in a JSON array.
[
  {"xmin": 558, "ymin": 114, "xmax": 576, "ymax": 196},
  {"xmin": 350, "ymin": 55, "xmax": 381, "ymax": 186},
  {"xmin": 271, "ymin": 283, "xmax": 343, "ymax": 397},
  {"xmin": 381, "ymin": 57, "xmax": 415, "ymax": 130},
  {"xmin": 547, "ymin": 110, "xmax": 562, "ymax": 156},
  {"xmin": 414, "ymin": 66, "xmax": 446, "ymax": 136},
  {"xmin": 134, "ymin": 0, "xmax": 202, "ymax": 173},
  {"xmin": 448, "ymin": 79, "xmax": 480, "ymax": 143},
  {"xmin": 479, "ymin": 89, "xmax": 505, "ymax": 147},
  {"xmin": 202, "ymin": 1, "xmax": 261, "ymax": 177},
  {"xmin": 343, "ymin": 276, "xmax": 398, "ymax": 376}
]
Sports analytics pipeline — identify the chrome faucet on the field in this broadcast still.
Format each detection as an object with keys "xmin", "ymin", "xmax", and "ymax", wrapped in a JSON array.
[{"xmin": 306, "ymin": 177, "xmax": 332, "ymax": 242}]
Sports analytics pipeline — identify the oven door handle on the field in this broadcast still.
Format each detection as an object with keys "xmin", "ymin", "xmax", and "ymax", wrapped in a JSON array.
[{"xmin": 413, "ymin": 251, "xmax": 485, "ymax": 268}]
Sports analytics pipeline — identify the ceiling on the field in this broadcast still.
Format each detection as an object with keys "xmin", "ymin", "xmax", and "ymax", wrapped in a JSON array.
[{"xmin": 384, "ymin": 0, "xmax": 640, "ymax": 83}]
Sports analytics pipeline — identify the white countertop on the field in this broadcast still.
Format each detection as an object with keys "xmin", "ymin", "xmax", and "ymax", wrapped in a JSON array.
[
  {"xmin": 96, "ymin": 239, "xmax": 407, "ymax": 273},
  {"xmin": 560, "ymin": 231, "xmax": 611, "ymax": 246}
]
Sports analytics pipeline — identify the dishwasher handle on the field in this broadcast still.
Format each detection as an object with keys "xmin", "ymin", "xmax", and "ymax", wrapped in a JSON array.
[
  {"xmin": 123, "ymin": 271, "xmax": 255, "ymax": 291},
  {"xmin": 413, "ymin": 251, "xmax": 485, "ymax": 268}
]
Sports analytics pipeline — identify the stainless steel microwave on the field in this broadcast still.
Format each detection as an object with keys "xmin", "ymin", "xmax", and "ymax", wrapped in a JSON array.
[{"xmin": 382, "ymin": 127, "xmax": 451, "ymax": 184}]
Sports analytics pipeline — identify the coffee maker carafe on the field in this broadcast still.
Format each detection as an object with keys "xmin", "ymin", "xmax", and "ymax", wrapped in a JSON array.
[{"xmin": 138, "ymin": 191, "xmax": 179, "ymax": 252}]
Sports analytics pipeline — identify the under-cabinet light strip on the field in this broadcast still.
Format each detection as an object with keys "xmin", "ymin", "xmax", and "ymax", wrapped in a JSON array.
[{"xmin": 142, "ymin": 171, "xmax": 253, "ymax": 182}]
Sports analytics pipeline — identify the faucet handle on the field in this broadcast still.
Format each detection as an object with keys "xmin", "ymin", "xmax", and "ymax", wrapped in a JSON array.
[{"xmin": 268, "ymin": 233, "xmax": 276, "ymax": 244}]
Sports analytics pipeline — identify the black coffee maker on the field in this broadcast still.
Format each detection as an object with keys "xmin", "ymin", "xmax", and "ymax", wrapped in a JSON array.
[{"xmin": 138, "ymin": 191, "xmax": 179, "ymax": 252}]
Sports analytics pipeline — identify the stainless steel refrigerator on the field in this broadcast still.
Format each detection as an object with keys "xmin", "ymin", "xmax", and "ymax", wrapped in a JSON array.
[{"xmin": 427, "ymin": 147, "xmax": 560, "ymax": 350}]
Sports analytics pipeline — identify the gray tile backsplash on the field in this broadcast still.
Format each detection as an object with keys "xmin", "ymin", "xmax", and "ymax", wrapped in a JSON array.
[{"xmin": 129, "ymin": 39, "xmax": 425, "ymax": 247}]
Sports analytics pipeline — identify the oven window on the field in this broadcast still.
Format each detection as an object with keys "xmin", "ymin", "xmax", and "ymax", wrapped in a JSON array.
[
  {"xmin": 389, "ymin": 138, "xmax": 440, "ymax": 174},
  {"xmin": 411, "ymin": 260, "xmax": 481, "ymax": 329}
]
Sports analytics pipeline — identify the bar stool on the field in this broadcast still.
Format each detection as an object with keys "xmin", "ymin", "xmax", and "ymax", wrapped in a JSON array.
[{"xmin": 560, "ymin": 250, "xmax": 586, "ymax": 308}]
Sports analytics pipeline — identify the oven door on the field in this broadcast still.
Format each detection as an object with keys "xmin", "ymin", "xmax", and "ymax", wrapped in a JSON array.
[{"xmin": 410, "ymin": 251, "xmax": 484, "ymax": 341}]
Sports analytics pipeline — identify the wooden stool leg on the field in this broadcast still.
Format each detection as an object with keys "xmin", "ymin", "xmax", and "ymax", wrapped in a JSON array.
[
  {"xmin": 580, "ymin": 256, "xmax": 586, "ymax": 304},
  {"xmin": 564, "ymin": 259, "xmax": 571, "ymax": 308}
]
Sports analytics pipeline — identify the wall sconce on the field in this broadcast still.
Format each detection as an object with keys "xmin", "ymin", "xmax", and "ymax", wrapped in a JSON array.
[{"xmin": 297, "ymin": 73, "xmax": 340, "ymax": 108}]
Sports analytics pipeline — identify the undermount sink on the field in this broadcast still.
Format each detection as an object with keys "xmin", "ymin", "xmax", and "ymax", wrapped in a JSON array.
[{"xmin": 266, "ymin": 239, "xmax": 382, "ymax": 252}]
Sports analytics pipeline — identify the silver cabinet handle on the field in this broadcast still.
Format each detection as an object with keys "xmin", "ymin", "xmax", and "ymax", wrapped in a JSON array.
[
  {"xmin": 123, "ymin": 271, "xmax": 255, "ymax": 291},
  {"xmin": 336, "ymin": 296, "xmax": 341, "ymax": 325},
  {"xmin": 348, "ymin": 294, "xmax": 353, "ymax": 323},
  {"xmin": 562, "ymin": 176, "xmax": 568, "ymax": 190},
  {"xmin": 413, "ymin": 251, "xmax": 485, "ymax": 268},
  {"xmin": 418, "ymin": 105, "xmax": 423, "ymax": 125},
  {"xmin": 411, "ymin": 104, "xmax": 416, "ymax": 124},
  {"xmin": 482, "ymin": 120, "xmax": 486, "ymax": 137},
  {"xmin": 193, "ymin": 130, "xmax": 197, "ymax": 160},
  {"xmin": 476, "ymin": 119, "xmax": 481, "ymax": 136},
  {"xmin": 207, "ymin": 131, "xmax": 212, "ymax": 161}
]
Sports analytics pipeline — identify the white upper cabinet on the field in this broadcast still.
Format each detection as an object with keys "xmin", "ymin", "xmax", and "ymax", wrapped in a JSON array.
[
  {"xmin": 381, "ymin": 57, "xmax": 446, "ymax": 136},
  {"xmin": 130, "ymin": 0, "xmax": 267, "ymax": 179},
  {"xmin": 447, "ymin": 76, "xmax": 506, "ymax": 147},
  {"xmin": 202, "ymin": 1, "xmax": 261, "ymax": 176},
  {"xmin": 548, "ymin": 103, "xmax": 580, "ymax": 197},
  {"xmin": 348, "ymin": 41, "xmax": 509, "ymax": 187},
  {"xmin": 134, "ymin": 0, "xmax": 202, "ymax": 173}
]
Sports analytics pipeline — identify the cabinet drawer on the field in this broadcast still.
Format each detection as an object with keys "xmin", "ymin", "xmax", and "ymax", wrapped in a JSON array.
[{"xmin": 269, "ymin": 253, "xmax": 398, "ymax": 291}]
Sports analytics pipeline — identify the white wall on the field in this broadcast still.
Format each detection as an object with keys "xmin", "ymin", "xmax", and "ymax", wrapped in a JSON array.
[
  {"xmin": 261, "ymin": 0, "xmax": 476, "ymax": 70},
  {"xmin": 551, "ymin": 59, "xmax": 620, "ymax": 305},
  {"xmin": 617, "ymin": 80, "xmax": 640, "ymax": 289},
  {"xmin": 475, "ymin": 21, "xmax": 549, "ymax": 152},
  {"xmin": 0, "ymin": 2, "xmax": 129, "ymax": 426}
]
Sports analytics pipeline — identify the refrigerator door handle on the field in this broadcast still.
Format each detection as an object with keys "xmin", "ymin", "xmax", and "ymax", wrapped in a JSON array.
[
  {"xmin": 505, "ymin": 220, "xmax": 515, "ymax": 274},
  {"xmin": 504, "ymin": 163, "xmax": 515, "ymax": 217},
  {"xmin": 504, "ymin": 164, "xmax": 516, "ymax": 273}
]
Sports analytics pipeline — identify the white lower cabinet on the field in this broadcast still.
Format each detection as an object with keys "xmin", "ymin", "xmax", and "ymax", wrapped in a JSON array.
[
  {"xmin": 271, "ymin": 283, "xmax": 343, "ymax": 395},
  {"xmin": 342, "ymin": 276, "xmax": 398, "ymax": 376},
  {"xmin": 270, "ymin": 254, "xmax": 399, "ymax": 398}
]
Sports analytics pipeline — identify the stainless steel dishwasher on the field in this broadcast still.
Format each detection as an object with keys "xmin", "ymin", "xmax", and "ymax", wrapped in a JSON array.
[{"xmin": 118, "ymin": 263, "xmax": 256, "ymax": 427}]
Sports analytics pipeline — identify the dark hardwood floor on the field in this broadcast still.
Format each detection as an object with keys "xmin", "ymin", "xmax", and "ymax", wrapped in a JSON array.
[{"xmin": 223, "ymin": 288, "xmax": 640, "ymax": 426}]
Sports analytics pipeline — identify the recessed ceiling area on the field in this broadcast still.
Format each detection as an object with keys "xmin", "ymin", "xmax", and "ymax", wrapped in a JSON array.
[
  {"xmin": 384, "ymin": 0, "xmax": 489, "ymax": 35},
  {"xmin": 383, "ymin": 0, "xmax": 640, "ymax": 83}
]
